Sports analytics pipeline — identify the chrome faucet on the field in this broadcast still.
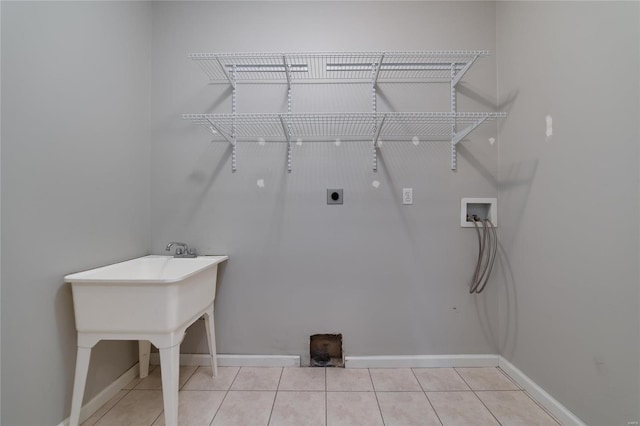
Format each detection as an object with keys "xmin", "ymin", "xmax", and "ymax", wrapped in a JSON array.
[{"xmin": 165, "ymin": 242, "xmax": 197, "ymax": 258}]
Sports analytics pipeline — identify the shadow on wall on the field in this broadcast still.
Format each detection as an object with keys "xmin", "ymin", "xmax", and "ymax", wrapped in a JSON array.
[
  {"xmin": 184, "ymin": 145, "xmax": 232, "ymax": 227},
  {"xmin": 55, "ymin": 283, "xmax": 78, "ymax": 413},
  {"xmin": 470, "ymin": 157, "xmax": 538, "ymax": 356},
  {"xmin": 451, "ymin": 88, "xmax": 519, "ymax": 187},
  {"xmin": 457, "ymin": 84, "xmax": 519, "ymax": 114},
  {"xmin": 457, "ymin": 145, "xmax": 498, "ymax": 187},
  {"xmin": 473, "ymin": 281, "xmax": 499, "ymax": 353},
  {"xmin": 206, "ymin": 86, "xmax": 234, "ymax": 114},
  {"xmin": 499, "ymin": 160, "xmax": 539, "ymax": 248},
  {"xmin": 494, "ymin": 160, "xmax": 538, "ymax": 358},
  {"xmin": 495, "ymin": 242, "xmax": 518, "ymax": 358}
]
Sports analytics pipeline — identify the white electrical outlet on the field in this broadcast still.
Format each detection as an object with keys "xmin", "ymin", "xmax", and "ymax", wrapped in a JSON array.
[{"xmin": 403, "ymin": 188, "xmax": 413, "ymax": 205}]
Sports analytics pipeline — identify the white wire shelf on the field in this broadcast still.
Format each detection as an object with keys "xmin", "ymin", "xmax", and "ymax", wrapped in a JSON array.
[
  {"xmin": 183, "ymin": 112, "xmax": 505, "ymax": 144},
  {"xmin": 189, "ymin": 51, "xmax": 489, "ymax": 85},
  {"xmin": 184, "ymin": 50, "xmax": 505, "ymax": 172}
]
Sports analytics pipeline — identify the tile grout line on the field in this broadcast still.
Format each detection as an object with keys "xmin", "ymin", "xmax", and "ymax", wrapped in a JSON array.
[
  {"xmin": 143, "ymin": 365, "xmax": 199, "ymax": 426},
  {"xmin": 454, "ymin": 368, "xmax": 503, "ymax": 426},
  {"xmin": 452, "ymin": 367, "xmax": 473, "ymax": 391},
  {"xmin": 150, "ymin": 406, "xmax": 163, "ymax": 426},
  {"xmin": 410, "ymin": 368, "xmax": 443, "ymax": 426},
  {"xmin": 458, "ymin": 367, "xmax": 561, "ymax": 425},
  {"xmin": 463, "ymin": 367, "xmax": 558, "ymax": 423},
  {"xmin": 179, "ymin": 366, "xmax": 199, "ymax": 391},
  {"xmin": 92, "ymin": 364, "xmax": 161, "ymax": 426},
  {"xmin": 519, "ymin": 389, "xmax": 563, "ymax": 426},
  {"xmin": 209, "ymin": 366, "xmax": 242, "ymax": 426},
  {"xmin": 473, "ymin": 389, "xmax": 503, "ymax": 426},
  {"xmin": 496, "ymin": 366, "xmax": 523, "ymax": 390},
  {"xmin": 367, "ymin": 369, "xmax": 385, "ymax": 426},
  {"xmin": 266, "ymin": 368, "xmax": 284, "ymax": 426},
  {"xmin": 87, "ymin": 388, "xmax": 132, "ymax": 426},
  {"xmin": 492, "ymin": 367, "xmax": 561, "ymax": 425},
  {"xmin": 325, "ymin": 368, "xmax": 328, "ymax": 426}
]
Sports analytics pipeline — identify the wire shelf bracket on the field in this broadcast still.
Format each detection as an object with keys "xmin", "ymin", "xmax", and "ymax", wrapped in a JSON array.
[
  {"xmin": 452, "ymin": 115, "xmax": 491, "ymax": 146},
  {"xmin": 451, "ymin": 53, "xmax": 480, "ymax": 88}
]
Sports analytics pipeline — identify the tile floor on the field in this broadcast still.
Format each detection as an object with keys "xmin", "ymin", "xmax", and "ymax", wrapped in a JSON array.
[{"xmin": 82, "ymin": 366, "xmax": 561, "ymax": 426}]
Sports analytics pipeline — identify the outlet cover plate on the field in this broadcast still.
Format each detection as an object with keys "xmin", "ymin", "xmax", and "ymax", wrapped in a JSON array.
[{"xmin": 403, "ymin": 188, "xmax": 413, "ymax": 205}]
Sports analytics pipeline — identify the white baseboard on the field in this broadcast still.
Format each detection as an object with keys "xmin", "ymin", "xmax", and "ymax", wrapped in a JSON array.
[
  {"xmin": 345, "ymin": 354, "xmax": 499, "ymax": 368},
  {"xmin": 57, "ymin": 363, "xmax": 139, "ymax": 426},
  {"xmin": 148, "ymin": 353, "xmax": 300, "ymax": 367},
  {"xmin": 498, "ymin": 356, "xmax": 585, "ymax": 426}
]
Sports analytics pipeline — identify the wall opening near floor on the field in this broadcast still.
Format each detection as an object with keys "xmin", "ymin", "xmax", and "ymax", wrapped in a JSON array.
[{"xmin": 310, "ymin": 334, "xmax": 343, "ymax": 367}]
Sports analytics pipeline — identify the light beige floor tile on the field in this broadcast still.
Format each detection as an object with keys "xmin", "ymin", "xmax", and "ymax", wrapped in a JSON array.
[
  {"xmin": 81, "ymin": 390, "xmax": 130, "ymax": 426},
  {"xmin": 376, "ymin": 392, "xmax": 441, "ymax": 426},
  {"xmin": 133, "ymin": 365, "xmax": 198, "ymax": 390},
  {"xmin": 211, "ymin": 391, "xmax": 276, "ymax": 426},
  {"xmin": 326, "ymin": 392, "xmax": 383, "ymax": 426},
  {"xmin": 230, "ymin": 367, "xmax": 283, "ymax": 390},
  {"xmin": 476, "ymin": 391, "xmax": 560, "ymax": 425},
  {"xmin": 123, "ymin": 366, "xmax": 159, "ymax": 390},
  {"xmin": 278, "ymin": 367, "xmax": 325, "ymax": 391},
  {"xmin": 326, "ymin": 368, "xmax": 374, "ymax": 391},
  {"xmin": 455, "ymin": 368, "xmax": 519, "ymax": 391},
  {"xmin": 370, "ymin": 368, "xmax": 421, "ymax": 391},
  {"xmin": 269, "ymin": 391, "xmax": 325, "ymax": 426},
  {"xmin": 152, "ymin": 391, "xmax": 226, "ymax": 426},
  {"xmin": 182, "ymin": 366, "xmax": 239, "ymax": 391},
  {"xmin": 413, "ymin": 368, "xmax": 470, "ymax": 391},
  {"xmin": 426, "ymin": 391, "xmax": 499, "ymax": 426},
  {"xmin": 95, "ymin": 390, "xmax": 164, "ymax": 426}
]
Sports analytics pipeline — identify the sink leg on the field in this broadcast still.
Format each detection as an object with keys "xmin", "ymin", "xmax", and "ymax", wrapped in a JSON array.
[
  {"xmin": 203, "ymin": 304, "xmax": 218, "ymax": 377},
  {"xmin": 139, "ymin": 340, "xmax": 151, "ymax": 378},
  {"xmin": 159, "ymin": 345, "xmax": 180, "ymax": 426},
  {"xmin": 69, "ymin": 346, "xmax": 92, "ymax": 426}
]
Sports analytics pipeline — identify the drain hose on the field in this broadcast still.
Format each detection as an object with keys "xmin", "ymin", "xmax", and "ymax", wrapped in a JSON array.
[{"xmin": 470, "ymin": 218, "xmax": 497, "ymax": 294}]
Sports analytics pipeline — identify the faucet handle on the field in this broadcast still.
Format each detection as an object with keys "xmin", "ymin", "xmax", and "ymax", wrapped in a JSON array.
[
  {"xmin": 188, "ymin": 248, "xmax": 197, "ymax": 256},
  {"xmin": 175, "ymin": 247, "xmax": 184, "ymax": 255}
]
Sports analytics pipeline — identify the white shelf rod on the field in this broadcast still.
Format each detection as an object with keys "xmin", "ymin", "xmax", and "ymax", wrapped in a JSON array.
[
  {"xmin": 374, "ymin": 115, "xmax": 386, "ymax": 145},
  {"xmin": 278, "ymin": 115, "xmax": 293, "ymax": 172},
  {"xmin": 231, "ymin": 65, "xmax": 237, "ymax": 172},
  {"xmin": 282, "ymin": 55, "xmax": 292, "ymax": 89},
  {"xmin": 452, "ymin": 53, "xmax": 480, "ymax": 88},
  {"xmin": 373, "ymin": 115, "xmax": 386, "ymax": 172},
  {"xmin": 215, "ymin": 56, "xmax": 235, "ymax": 89},
  {"xmin": 450, "ymin": 64, "xmax": 457, "ymax": 171},
  {"xmin": 278, "ymin": 116, "xmax": 291, "ymax": 144},
  {"xmin": 286, "ymin": 84, "xmax": 292, "ymax": 172},
  {"xmin": 452, "ymin": 116, "xmax": 489, "ymax": 146},
  {"xmin": 371, "ymin": 53, "xmax": 385, "ymax": 88},
  {"xmin": 206, "ymin": 118, "xmax": 233, "ymax": 144}
]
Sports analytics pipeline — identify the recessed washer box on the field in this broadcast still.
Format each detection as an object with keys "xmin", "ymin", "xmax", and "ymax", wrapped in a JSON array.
[{"xmin": 461, "ymin": 197, "xmax": 497, "ymax": 227}]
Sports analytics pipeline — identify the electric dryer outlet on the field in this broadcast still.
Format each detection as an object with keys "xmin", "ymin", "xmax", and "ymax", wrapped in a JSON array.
[{"xmin": 327, "ymin": 189, "xmax": 343, "ymax": 205}]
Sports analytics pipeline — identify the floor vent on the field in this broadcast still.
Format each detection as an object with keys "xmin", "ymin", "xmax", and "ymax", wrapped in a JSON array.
[{"xmin": 310, "ymin": 334, "xmax": 343, "ymax": 367}]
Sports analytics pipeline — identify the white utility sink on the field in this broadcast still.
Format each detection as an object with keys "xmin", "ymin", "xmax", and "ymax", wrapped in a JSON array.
[{"xmin": 65, "ymin": 254, "xmax": 228, "ymax": 426}]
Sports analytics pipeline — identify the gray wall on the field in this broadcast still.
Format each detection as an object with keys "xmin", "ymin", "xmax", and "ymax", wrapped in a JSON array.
[
  {"xmin": 496, "ymin": 2, "xmax": 640, "ymax": 425},
  {"xmin": 1, "ymin": 2, "xmax": 151, "ymax": 424},
  {"xmin": 5, "ymin": 2, "xmax": 637, "ymax": 424},
  {"xmin": 150, "ymin": 1, "xmax": 501, "ymax": 362}
]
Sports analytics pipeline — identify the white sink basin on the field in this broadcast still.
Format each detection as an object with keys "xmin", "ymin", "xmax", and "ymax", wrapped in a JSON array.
[
  {"xmin": 66, "ymin": 255, "xmax": 226, "ymax": 284},
  {"xmin": 66, "ymin": 255, "xmax": 228, "ymax": 336},
  {"xmin": 65, "ymin": 254, "xmax": 228, "ymax": 426}
]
